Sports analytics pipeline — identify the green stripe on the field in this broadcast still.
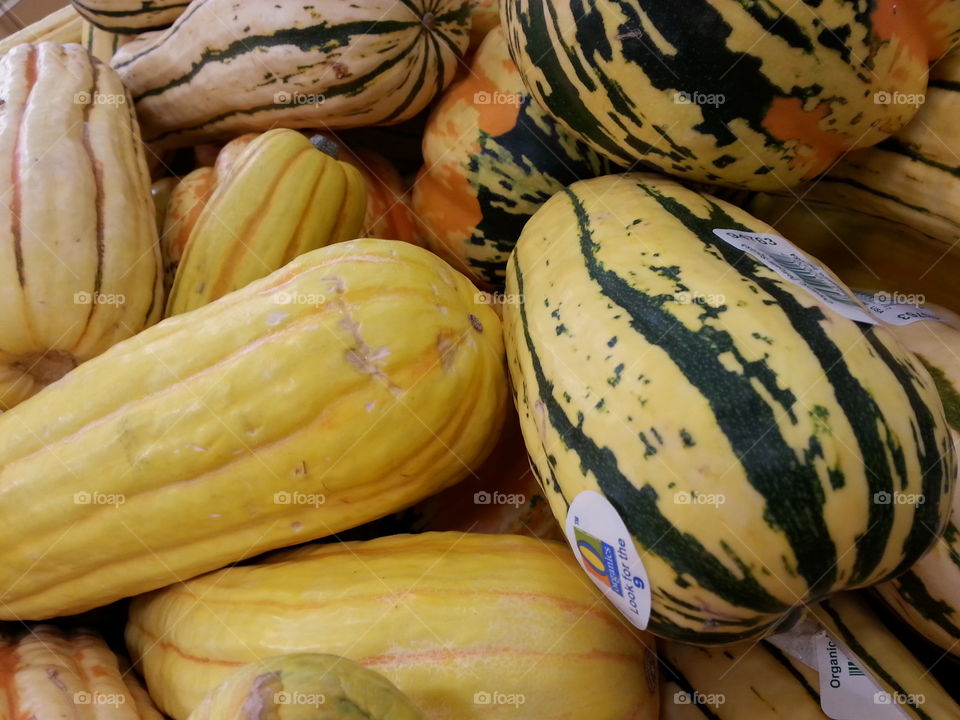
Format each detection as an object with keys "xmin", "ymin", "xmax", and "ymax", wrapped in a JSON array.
[
  {"xmin": 919, "ymin": 356, "xmax": 960, "ymax": 432},
  {"xmin": 819, "ymin": 599, "xmax": 937, "ymax": 720},
  {"xmin": 884, "ymin": 570, "xmax": 960, "ymax": 643},
  {"xmin": 659, "ymin": 653, "xmax": 726, "ymax": 719},
  {"xmin": 821, "ymin": 176, "xmax": 957, "ymax": 228},
  {"xmin": 74, "ymin": 0, "xmax": 188, "ymax": 18},
  {"xmin": 762, "ymin": 642, "xmax": 821, "ymax": 702},
  {"xmin": 513, "ymin": 205, "xmax": 790, "ymax": 627},
  {"xmin": 641, "ymin": 185, "xmax": 912, "ymax": 586},
  {"xmin": 874, "ymin": 138, "xmax": 960, "ymax": 180}
]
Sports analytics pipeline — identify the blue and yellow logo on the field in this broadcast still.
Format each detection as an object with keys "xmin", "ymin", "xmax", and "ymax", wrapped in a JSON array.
[{"xmin": 573, "ymin": 527, "xmax": 623, "ymax": 596}]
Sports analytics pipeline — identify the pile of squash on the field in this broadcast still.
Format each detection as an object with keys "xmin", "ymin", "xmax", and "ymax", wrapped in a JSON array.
[{"xmin": 1, "ymin": 1, "xmax": 960, "ymax": 719}]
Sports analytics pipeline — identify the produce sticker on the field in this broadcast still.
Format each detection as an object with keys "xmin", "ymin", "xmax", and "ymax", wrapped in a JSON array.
[{"xmin": 564, "ymin": 490, "xmax": 651, "ymax": 629}]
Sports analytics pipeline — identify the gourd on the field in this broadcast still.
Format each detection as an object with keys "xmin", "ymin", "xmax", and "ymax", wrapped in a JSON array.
[
  {"xmin": 0, "ymin": 625, "xmax": 164, "ymax": 719},
  {"xmin": 186, "ymin": 654, "xmax": 425, "ymax": 720},
  {"xmin": 0, "ymin": 239, "xmax": 507, "ymax": 620},
  {"xmin": 503, "ymin": 173, "xmax": 955, "ymax": 643},
  {"xmin": 0, "ymin": 42, "xmax": 162, "ymax": 409},
  {"xmin": 111, "ymin": 0, "xmax": 470, "ymax": 149},
  {"xmin": 502, "ymin": 0, "xmax": 953, "ymax": 189},
  {"xmin": 127, "ymin": 532, "xmax": 659, "ymax": 720},
  {"xmin": 414, "ymin": 27, "xmax": 614, "ymax": 288},
  {"xmin": 166, "ymin": 129, "xmax": 367, "ymax": 315},
  {"xmin": 72, "ymin": 0, "xmax": 187, "ymax": 33}
]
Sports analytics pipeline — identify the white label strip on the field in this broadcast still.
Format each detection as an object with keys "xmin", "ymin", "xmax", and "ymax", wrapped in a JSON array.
[
  {"xmin": 853, "ymin": 291, "xmax": 944, "ymax": 326},
  {"xmin": 713, "ymin": 229, "xmax": 877, "ymax": 325}
]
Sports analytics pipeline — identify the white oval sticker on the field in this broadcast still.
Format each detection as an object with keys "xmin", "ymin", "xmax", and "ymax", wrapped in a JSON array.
[{"xmin": 564, "ymin": 490, "xmax": 651, "ymax": 629}]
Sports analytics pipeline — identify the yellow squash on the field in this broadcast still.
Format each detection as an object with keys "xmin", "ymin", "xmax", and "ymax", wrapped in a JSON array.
[
  {"xmin": 0, "ymin": 43, "xmax": 162, "ymax": 410},
  {"xmin": 128, "ymin": 532, "xmax": 659, "ymax": 720},
  {"xmin": 187, "ymin": 654, "xmax": 425, "ymax": 720},
  {"xmin": 0, "ymin": 239, "xmax": 507, "ymax": 621},
  {"xmin": 166, "ymin": 129, "xmax": 367, "ymax": 316},
  {"xmin": 0, "ymin": 625, "xmax": 164, "ymax": 719}
]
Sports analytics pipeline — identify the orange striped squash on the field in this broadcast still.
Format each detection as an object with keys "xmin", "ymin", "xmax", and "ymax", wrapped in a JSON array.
[{"xmin": 128, "ymin": 532, "xmax": 659, "ymax": 720}]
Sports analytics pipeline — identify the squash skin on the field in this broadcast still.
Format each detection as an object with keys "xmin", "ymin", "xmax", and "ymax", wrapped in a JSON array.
[
  {"xmin": 0, "ymin": 625, "xmax": 164, "ymax": 719},
  {"xmin": 186, "ymin": 654, "xmax": 426, "ymax": 720},
  {"xmin": 414, "ymin": 27, "xmax": 614, "ymax": 289},
  {"xmin": 111, "ymin": 0, "xmax": 470, "ymax": 149},
  {"xmin": 0, "ymin": 239, "xmax": 507, "ymax": 621},
  {"xmin": 166, "ymin": 129, "xmax": 368, "ymax": 316},
  {"xmin": 72, "ymin": 0, "xmax": 187, "ymax": 33},
  {"xmin": 128, "ymin": 532, "xmax": 659, "ymax": 720},
  {"xmin": 751, "ymin": 51, "xmax": 960, "ymax": 312},
  {"xmin": 0, "ymin": 42, "xmax": 162, "ymax": 410},
  {"xmin": 503, "ymin": 173, "xmax": 956, "ymax": 643},
  {"xmin": 503, "ymin": 0, "xmax": 941, "ymax": 190}
]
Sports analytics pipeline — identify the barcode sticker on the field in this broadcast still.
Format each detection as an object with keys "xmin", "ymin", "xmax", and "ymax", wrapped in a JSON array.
[
  {"xmin": 713, "ymin": 229, "xmax": 877, "ymax": 325},
  {"xmin": 815, "ymin": 634, "xmax": 911, "ymax": 720},
  {"xmin": 853, "ymin": 291, "xmax": 944, "ymax": 326}
]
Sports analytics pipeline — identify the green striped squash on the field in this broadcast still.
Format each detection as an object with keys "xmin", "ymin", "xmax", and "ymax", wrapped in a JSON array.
[
  {"xmin": 502, "ymin": 1, "xmax": 951, "ymax": 190},
  {"xmin": 413, "ymin": 27, "xmax": 615, "ymax": 289},
  {"xmin": 751, "ymin": 51, "xmax": 960, "ymax": 311},
  {"xmin": 112, "ymin": 0, "xmax": 470, "ymax": 149},
  {"xmin": 502, "ymin": 173, "xmax": 956, "ymax": 643},
  {"xmin": 660, "ymin": 594, "xmax": 960, "ymax": 720},
  {"xmin": 73, "ymin": 0, "xmax": 187, "ymax": 33},
  {"xmin": 810, "ymin": 594, "xmax": 960, "ymax": 720},
  {"xmin": 873, "ymin": 303, "xmax": 960, "ymax": 655}
]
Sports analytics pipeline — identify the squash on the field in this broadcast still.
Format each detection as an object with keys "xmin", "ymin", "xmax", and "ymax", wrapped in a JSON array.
[
  {"xmin": 339, "ymin": 146, "xmax": 420, "ymax": 247},
  {"xmin": 111, "ymin": 0, "xmax": 470, "ymax": 149},
  {"xmin": 502, "ymin": 0, "xmax": 950, "ymax": 189},
  {"xmin": 150, "ymin": 177, "xmax": 177, "ymax": 234},
  {"xmin": 660, "ymin": 593, "xmax": 960, "ymax": 720},
  {"xmin": 72, "ymin": 0, "xmax": 187, "ymax": 33},
  {"xmin": 413, "ymin": 27, "xmax": 614, "ymax": 288},
  {"xmin": 0, "ymin": 43, "xmax": 162, "ymax": 410},
  {"xmin": 0, "ymin": 625, "xmax": 164, "ymax": 719},
  {"xmin": 187, "ymin": 654, "xmax": 425, "ymax": 720},
  {"xmin": 0, "ymin": 7, "xmax": 83, "ymax": 54},
  {"xmin": 468, "ymin": 0, "xmax": 500, "ymax": 49},
  {"xmin": 81, "ymin": 19, "xmax": 134, "ymax": 62},
  {"xmin": 503, "ymin": 173, "xmax": 956, "ymax": 643},
  {"xmin": 166, "ymin": 129, "xmax": 367, "ymax": 316},
  {"xmin": 127, "ymin": 532, "xmax": 659, "ymax": 720},
  {"xmin": 751, "ymin": 50, "xmax": 960, "ymax": 312},
  {"xmin": 870, "ymin": 302, "xmax": 960, "ymax": 655},
  {"xmin": 0, "ymin": 238, "xmax": 507, "ymax": 621},
  {"xmin": 158, "ymin": 134, "xmax": 258, "ymax": 291}
]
